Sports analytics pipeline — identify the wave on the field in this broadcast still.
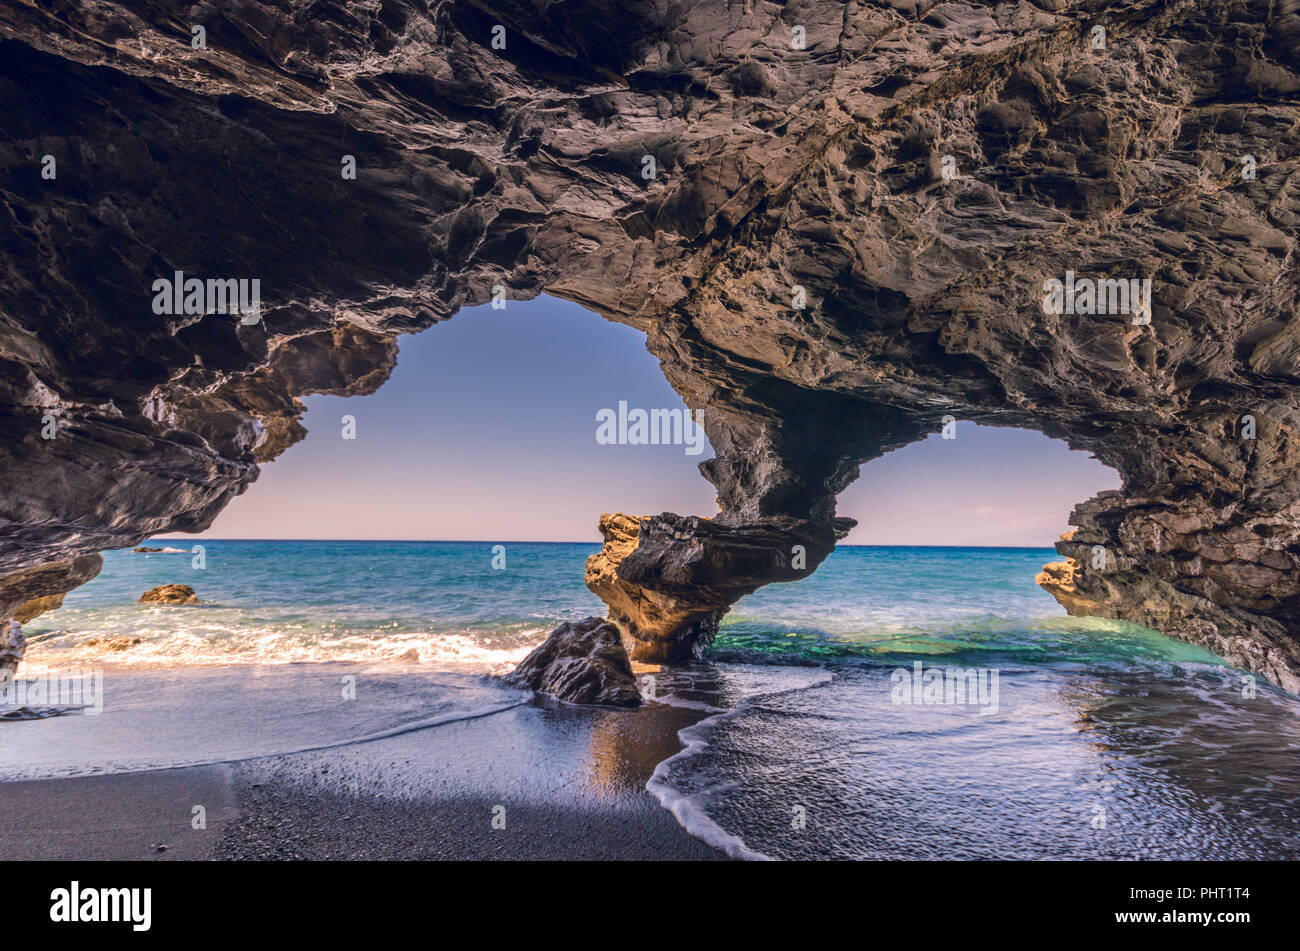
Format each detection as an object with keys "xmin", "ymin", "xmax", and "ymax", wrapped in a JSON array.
[
  {"xmin": 647, "ymin": 706, "xmax": 776, "ymax": 861},
  {"xmin": 645, "ymin": 665, "xmax": 832, "ymax": 861},
  {"xmin": 0, "ymin": 664, "xmax": 531, "ymax": 780},
  {"xmin": 24, "ymin": 624, "xmax": 545, "ymax": 673}
]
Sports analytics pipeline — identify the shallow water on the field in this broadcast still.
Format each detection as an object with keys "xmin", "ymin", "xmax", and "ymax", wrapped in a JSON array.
[
  {"xmin": 10, "ymin": 540, "xmax": 1300, "ymax": 859},
  {"xmin": 27, "ymin": 540, "xmax": 600, "ymax": 669}
]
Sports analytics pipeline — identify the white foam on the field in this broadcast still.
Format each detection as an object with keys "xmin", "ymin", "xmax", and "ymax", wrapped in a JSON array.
[
  {"xmin": 647, "ymin": 706, "xmax": 775, "ymax": 861},
  {"xmin": 646, "ymin": 665, "xmax": 833, "ymax": 861},
  {"xmin": 0, "ymin": 664, "xmax": 531, "ymax": 780},
  {"xmin": 27, "ymin": 626, "xmax": 541, "ymax": 674}
]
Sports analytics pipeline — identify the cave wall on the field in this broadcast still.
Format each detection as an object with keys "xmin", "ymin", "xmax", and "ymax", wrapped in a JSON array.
[{"xmin": 2, "ymin": 1, "xmax": 1299, "ymax": 685}]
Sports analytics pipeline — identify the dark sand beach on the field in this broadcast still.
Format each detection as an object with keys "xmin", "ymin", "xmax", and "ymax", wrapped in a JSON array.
[{"xmin": 0, "ymin": 680, "xmax": 725, "ymax": 861}]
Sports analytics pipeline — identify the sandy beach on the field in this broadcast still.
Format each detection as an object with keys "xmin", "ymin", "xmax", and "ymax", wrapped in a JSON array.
[{"xmin": 0, "ymin": 666, "xmax": 725, "ymax": 861}]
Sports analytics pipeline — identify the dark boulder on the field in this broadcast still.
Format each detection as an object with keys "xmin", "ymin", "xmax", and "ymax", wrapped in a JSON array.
[{"xmin": 507, "ymin": 617, "xmax": 642, "ymax": 707}]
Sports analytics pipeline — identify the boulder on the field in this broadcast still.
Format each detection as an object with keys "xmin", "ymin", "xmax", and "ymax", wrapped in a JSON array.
[
  {"xmin": 138, "ymin": 584, "xmax": 199, "ymax": 605},
  {"xmin": 507, "ymin": 617, "xmax": 642, "ymax": 707},
  {"xmin": 84, "ymin": 636, "xmax": 143, "ymax": 651}
]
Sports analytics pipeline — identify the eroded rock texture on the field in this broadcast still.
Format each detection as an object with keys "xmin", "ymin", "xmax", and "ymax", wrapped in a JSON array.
[
  {"xmin": 506, "ymin": 616, "xmax": 642, "ymax": 706},
  {"xmin": 1, "ymin": 1, "xmax": 1299, "ymax": 685},
  {"xmin": 138, "ymin": 583, "xmax": 199, "ymax": 604},
  {"xmin": 587, "ymin": 511, "xmax": 852, "ymax": 660},
  {"xmin": 0, "ymin": 554, "xmax": 102, "ymax": 672}
]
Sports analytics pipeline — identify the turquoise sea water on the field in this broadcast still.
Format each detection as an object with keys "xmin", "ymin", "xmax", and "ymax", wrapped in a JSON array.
[
  {"xmin": 28, "ymin": 540, "xmax": 1224, "ymax": 671},
  {"xmin": 16, "ymin": 540, "xmax": 1300, "ymax": 859},
  {"xmin": 34, "ymin": 540, "xmax": 605, "ymax": 668}
]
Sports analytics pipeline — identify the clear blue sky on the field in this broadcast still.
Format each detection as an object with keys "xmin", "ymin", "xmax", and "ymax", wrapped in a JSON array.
[{"xmin": 204, "ymin": 296, "xmax": 1119, "ymax": 545}]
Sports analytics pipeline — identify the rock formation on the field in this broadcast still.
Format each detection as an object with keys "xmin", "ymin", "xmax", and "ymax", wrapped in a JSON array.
[
  {"xmin": 1, "ymin": 2, "xmax": 1299, "ymax": 687},
  {"xmin": 506, "ymin": 617, "xmax": 642, "ymax": 706},
  {"xmin": 13, "ymin": 594, "xmax": 68, "ymax": 625},
  {"xmin": 83, "ymin": 635, "xmax": 142, "ymax": 651},
  {"xmin": 587, "ymin": 511, "xmax": 851, "ymax": 661},
  {"xmin": 0, "ymin": 555, "xmax": 102, "ymax": 672},
  {"xmin": 138, "ymin": 584, "xmax": 199, "ymax": 605},
  {"xmin": 0, "ymin": 625, "xmax": 21, "ymax": 676}
]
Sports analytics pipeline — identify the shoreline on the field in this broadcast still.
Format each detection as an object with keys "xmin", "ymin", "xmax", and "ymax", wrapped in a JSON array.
[{"xmin": 0, "ymin": 663, "xmax": 728, "ymax": 861}]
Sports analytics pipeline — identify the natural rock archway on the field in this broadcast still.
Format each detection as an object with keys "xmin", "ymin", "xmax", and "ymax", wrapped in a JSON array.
[{"xmin": 1, "ymin": 1, "xmax": 1299, "ymax": 689}]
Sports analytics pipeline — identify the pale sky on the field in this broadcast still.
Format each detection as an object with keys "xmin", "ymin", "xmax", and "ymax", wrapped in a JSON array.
[{"xmin": 202, "ymin": 296, "xmax": 1120, "ymax": 546}]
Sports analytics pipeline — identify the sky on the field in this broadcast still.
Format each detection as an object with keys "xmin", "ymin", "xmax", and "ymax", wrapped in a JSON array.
[{"xmin": 202, "ymin": 295, "xmax": 1120, "ymax": 546}]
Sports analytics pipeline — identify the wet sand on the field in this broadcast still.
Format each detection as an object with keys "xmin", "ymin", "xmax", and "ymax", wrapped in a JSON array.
[{"xmin": 0, "ymin": 694, "xmax": 726, "ymax": 861}]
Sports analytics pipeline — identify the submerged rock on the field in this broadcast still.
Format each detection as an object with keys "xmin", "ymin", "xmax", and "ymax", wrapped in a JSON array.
[
  {"xmin": 84, "ymin": 636, "xmax": 143, "ymax": 652},
  {"xmin": 133, "ymin": 547, "xmax": 165, "ymax": 553},
  {"xmin": 507, "ymin": 617, "xmax": 642, "ymax": 707},
  {"xmin": 138, "ymin": 584, "xmax": 199, "ymax": 605}
]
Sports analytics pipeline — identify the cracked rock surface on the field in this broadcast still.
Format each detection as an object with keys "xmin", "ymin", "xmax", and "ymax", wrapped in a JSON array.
[
  {"xmin": 1, "ymin": 1, "xmax": 1299, "ymax": 687},
  {"xmin": 506, "ymin": 616, "xmax": 642, "ymax": 706}
]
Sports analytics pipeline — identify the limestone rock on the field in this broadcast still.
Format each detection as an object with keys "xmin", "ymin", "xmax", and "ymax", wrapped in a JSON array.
[
  {"xmin": 507, "ymin": 617, "xmax": 642, "ymax": 707},
  {"xmin": 138, "ymin": 584, "xmax": 199, "ymax": 605}
]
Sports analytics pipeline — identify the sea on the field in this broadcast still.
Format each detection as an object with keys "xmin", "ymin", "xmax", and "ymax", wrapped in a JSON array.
[{"xmin": 6, "ymin": 539, "xmax": 1300, "ymax": 859}]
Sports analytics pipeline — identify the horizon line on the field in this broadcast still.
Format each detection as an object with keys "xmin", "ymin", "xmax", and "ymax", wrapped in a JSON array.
[{"xmin": 146, "ymin": 537, "xmax": 1062, "ymax": 550}]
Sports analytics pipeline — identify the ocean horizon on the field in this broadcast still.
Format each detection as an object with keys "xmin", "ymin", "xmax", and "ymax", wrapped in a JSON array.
[{"xmin": 150, "ymin": 538, "xmax": 1066, "ymax": 549}]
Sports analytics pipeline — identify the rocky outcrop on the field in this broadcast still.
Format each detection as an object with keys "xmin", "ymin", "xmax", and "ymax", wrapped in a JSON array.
[
  {"xmin": 1, "ymin": 2, "xmax": 1299, "ymax": 687},
  {"xmin": 588, "ymin": 511, "xmax": 851, "ymax": 660},
  {"xmin": 0, "ymin": 556, "xmax": 102, "ymax": 618},
  {"xmin": 0, "ymin": 555, "xmax": 102, "ymax": 673},
  {"xmin": 138, "ymin": 584, "xmax": 199, "ymax": 605},
  {"xmin": 507, "ymin": 617, "xmax": 642, "ymax": 706},
  {"xmin": 0, "ymin": 622, "xmax": 24, "ymax": 677},
  {"xmin": 1039, "ymin": 495, "xmax": 1300, "ymax": 694},
  {"xmin": 14, "ymin": 594, "xmax": 64, "ymax": 624}
]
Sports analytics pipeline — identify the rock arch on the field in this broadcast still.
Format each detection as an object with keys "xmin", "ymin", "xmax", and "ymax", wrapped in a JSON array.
[{"xmin": 1, "ymin": 0, "xmax": 1298, "ymax": 688}]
